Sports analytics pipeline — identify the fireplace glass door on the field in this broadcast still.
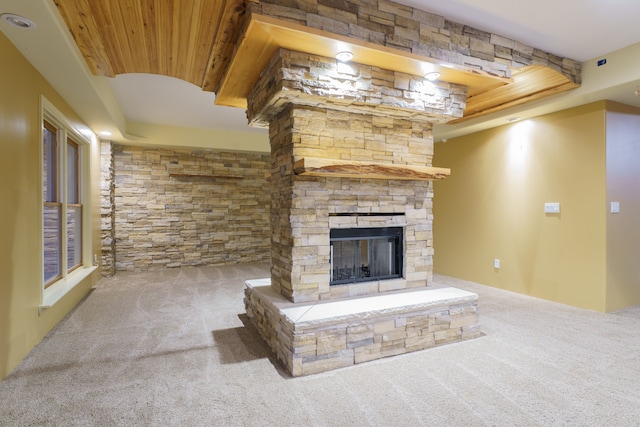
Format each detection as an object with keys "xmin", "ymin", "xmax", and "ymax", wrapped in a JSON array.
[{"xmin": 330, "ymin": 227, "xmax": 403, "ymax": 285}]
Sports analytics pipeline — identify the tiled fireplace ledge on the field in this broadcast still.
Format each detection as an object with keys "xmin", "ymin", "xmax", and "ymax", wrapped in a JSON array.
[{"xmin": 244, "ymin": 279, "xmax": 481, "ymax": 376}]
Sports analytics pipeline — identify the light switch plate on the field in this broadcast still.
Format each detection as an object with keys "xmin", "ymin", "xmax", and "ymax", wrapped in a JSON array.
[
  {"xmin": 544, "ymin": 202, "xmax": 560, "ymax": 214},
  {"xmin": 611, "ymin": 201, "xmax": 620, "ymax": 213}
]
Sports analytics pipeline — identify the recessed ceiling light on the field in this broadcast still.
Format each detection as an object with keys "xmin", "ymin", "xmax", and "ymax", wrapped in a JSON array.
[
  {"xmin": 335, "ymin": 51, "xmax": 353, "ymax": 62},
  {"xmin": 99, "ymin": 131, "xmax": 112, "ymax": 137},
  {"xmin": 424, "ymin": 72, "xmax": 441, "ymax": 81},
  {"xmin": 1, "ymin": 13, "xmax": 36, "ymax": 29}
]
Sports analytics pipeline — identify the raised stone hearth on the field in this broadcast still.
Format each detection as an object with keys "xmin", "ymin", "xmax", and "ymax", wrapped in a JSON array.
[
  {"xmin": 246, "ymin": 279, "xmax": 480, "ymax": 376},
  {"xmin": 243, "ymin": 47, "xmax": 481, "ymax": 376}
]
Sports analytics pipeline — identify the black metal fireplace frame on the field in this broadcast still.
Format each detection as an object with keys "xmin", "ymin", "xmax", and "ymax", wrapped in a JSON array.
[{"xmin": 329, "ymin": 226, "xmax": 403, "ymax": 285}]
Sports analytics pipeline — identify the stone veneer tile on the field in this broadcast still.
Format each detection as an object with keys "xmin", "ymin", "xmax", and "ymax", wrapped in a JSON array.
[
  {"xmin": 100, "ymin": 140, "xmax": 116, "ymax": 277},
  {"xmin": 112, "ymin": 145, "xmax": 270, "ymax": 271},
  {"xmin": 247, "ymin": 49, "xmax": 467, "ymax": 128},
  {"xmin": 242, "ymin": 28, "xmax": 487, "ymax": 375},
  {"xmin": 250, "ymin": 0, "xmax": 581, "ymax": 84},
  {"xmin": 245, "ymin": 279, "xmax": 482, "ymax": 376},
  {"xmin": 248, "ymin": 49, "xmax": 454, "ymax": 303}
]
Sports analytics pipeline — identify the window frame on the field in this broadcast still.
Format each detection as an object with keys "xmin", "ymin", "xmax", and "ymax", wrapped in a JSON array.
[
  {"xmin": 40, "ymin": 96, "xmax": 96, "ymax": 310},
  {"xmin": 65, "ymin": 136, "xmax": 83, "ymax": 274}
]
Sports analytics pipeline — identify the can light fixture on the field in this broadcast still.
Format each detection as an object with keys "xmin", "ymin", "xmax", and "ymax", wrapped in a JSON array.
[
  {"xmin": 1, "ymin": 13, "xmax": 36, "ymax": 29},
  {"xmin": 335, "ymin": 51, "xmax": 354, "ymax": 62},
  {"xmin": 424, "ymin": 72, "xmax": 441, "ymax": 81}
]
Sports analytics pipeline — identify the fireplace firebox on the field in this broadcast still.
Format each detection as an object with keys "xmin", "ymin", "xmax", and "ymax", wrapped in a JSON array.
[{"xmin": 330, "ymin": 227, "xmax": 403, "ymax": 285}]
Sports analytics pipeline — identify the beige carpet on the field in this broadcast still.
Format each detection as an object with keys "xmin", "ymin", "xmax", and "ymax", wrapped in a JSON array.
[{"xmin": 1, "ymin": 263, "xmax": 639, "ymax": 426}]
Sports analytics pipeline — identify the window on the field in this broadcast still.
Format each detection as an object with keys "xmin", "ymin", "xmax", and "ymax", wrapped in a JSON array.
[
  {"xmin": 43, "ymin": 121, "xmax": 61, "ymax": 285},
  {"xmin": 66, "ymin": 138, "xmax": 82, "ymax": 273},
  {"xmin": 42, "ymin": 112, "xmax": 87, "ymax": 290}
]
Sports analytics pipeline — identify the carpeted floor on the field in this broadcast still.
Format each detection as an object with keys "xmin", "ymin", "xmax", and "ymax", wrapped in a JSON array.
[{"xmin": 1, "ymin": 263, "xmax": 639, "ymax": 426}]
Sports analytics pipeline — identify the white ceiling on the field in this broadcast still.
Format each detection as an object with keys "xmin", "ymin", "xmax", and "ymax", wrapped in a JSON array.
[
  {"xmin": 108, "ymin": 73, "xmax": 263, "ymax": 135},
  {"xmin": 2, "ymin": 0, "xmax": 640, "ymax": 145},
  {"xmin": 398, "ymin": 0, "xmax": 640, "ymax": 62}
]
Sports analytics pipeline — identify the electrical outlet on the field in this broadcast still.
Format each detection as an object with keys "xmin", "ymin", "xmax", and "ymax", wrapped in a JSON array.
[{"xmin": 494, "ymin": 259, "xmax": 500, "ymax": 269}]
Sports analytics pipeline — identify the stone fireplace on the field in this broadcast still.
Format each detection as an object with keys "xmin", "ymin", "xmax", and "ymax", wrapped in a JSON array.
[{"xmin": 244, "ymin": 49, "xmax": 481, "ymax": 376}]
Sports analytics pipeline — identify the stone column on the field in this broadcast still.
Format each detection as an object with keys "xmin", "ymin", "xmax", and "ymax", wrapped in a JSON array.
[
  {"xmin": 100, "ymin": 139, "xmax": 116, "ymax": 277},
  {"xmin": 247, "ymin": 49, "xmax": 466, "ymax": 303}
]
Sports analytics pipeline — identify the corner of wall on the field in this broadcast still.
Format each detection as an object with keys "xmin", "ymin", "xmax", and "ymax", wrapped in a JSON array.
[
  {"xmin": 433, "ymin": 103, "xmax": 608, "ymax": 311},
  {"xmin": 604, "ymin": 104, "xmax": 640, "ymax": 311}
]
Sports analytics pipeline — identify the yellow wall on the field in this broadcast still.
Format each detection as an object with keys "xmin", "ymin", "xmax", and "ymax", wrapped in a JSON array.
[
  {"xmin": 433, "ymin": 103, "xmax": 608, "ymax": 311},
  {"xmin": 0, "ymin": 32, "xmax": 101, "ymax": 380},
  {"xmin": 604, "ymin": 102, "xmax": 640, "ymax": 311}
]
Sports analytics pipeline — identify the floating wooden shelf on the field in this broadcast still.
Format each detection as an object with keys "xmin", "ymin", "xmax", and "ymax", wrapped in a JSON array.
[
  {"xmin": 293, "ymin": 157, "xmax": 450, "ymax": 181},
  {"xmin": 169, "ymin": 173, "xmax": 243, "ymax": 179}
]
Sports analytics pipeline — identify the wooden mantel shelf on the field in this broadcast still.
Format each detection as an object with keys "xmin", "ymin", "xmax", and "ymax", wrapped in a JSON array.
[
  {"xmin": 293, "ymin": 157, "xmax": 450, "ymax": 181},
  {"xmin": 169, "ymin": 173, "xmax": 243, "ymax": 180}
]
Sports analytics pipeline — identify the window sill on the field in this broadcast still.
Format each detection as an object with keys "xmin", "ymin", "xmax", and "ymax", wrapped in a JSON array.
[{"xmin": 40, "ymin": 265, "xmax": 97, "ymax": 315}]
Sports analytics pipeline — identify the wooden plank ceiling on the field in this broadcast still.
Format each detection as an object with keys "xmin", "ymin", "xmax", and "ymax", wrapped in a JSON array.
[
  {"xmin": 53, "ymin": 0, "xmax": 246, "ymax": 92},
  {"xmin": 53, "ymin": 0, "xmax": 579, "ymax": 124}
]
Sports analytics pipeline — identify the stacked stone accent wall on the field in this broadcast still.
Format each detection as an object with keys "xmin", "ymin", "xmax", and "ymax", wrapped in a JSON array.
[
  {"xmin": 251, "ymin": 0, "xmax": 581, "ymax": 83},
  {"xmin": 112, "ymin": 145, "xmax": 270, "ymax": 271},
  {"xmin": 100, "ymin": 140, "xmax": 116, "ymax": 277}
]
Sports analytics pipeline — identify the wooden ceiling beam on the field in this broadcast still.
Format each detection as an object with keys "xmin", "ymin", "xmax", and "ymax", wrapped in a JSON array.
[{"xmin": 449, "ymin": 65, "xmax": 580, "ymax": 123}]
